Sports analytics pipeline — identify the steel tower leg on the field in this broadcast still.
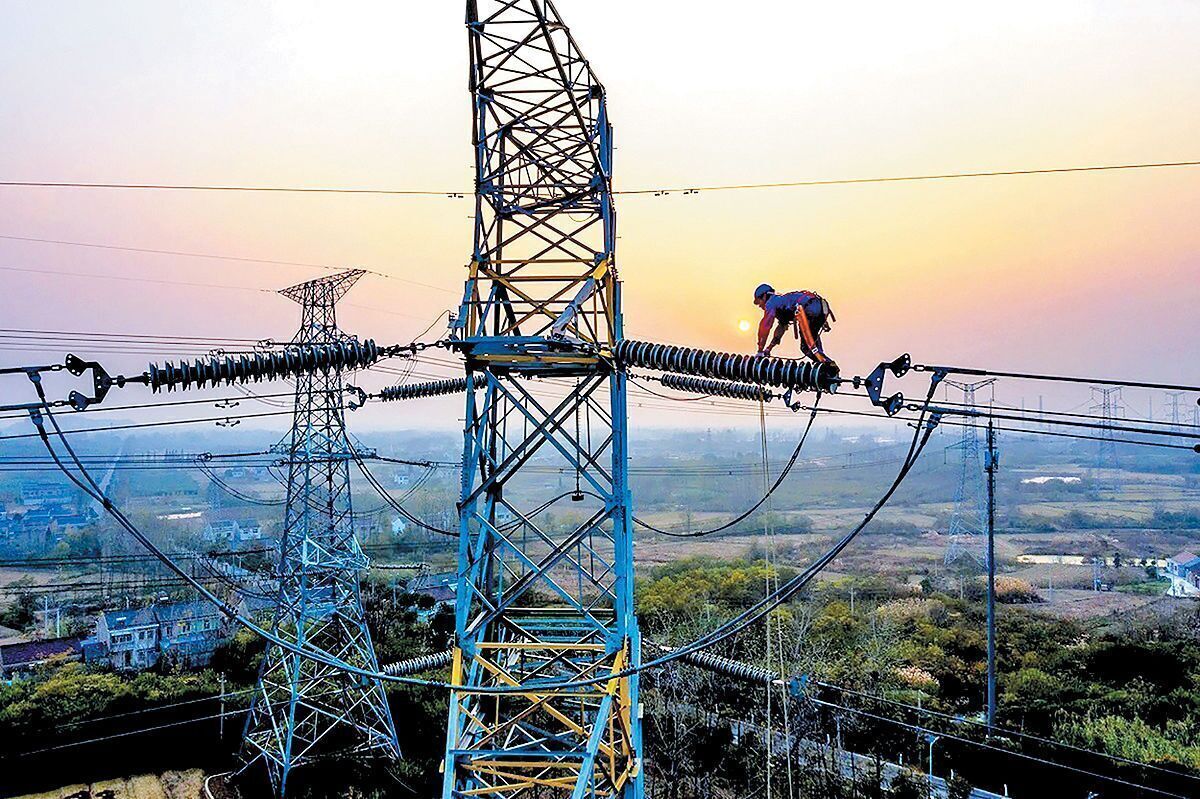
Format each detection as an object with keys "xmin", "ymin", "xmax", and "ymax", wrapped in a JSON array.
[
  {"xmin": 241, "ymin": 270, "xmax": 400, "ymax": 795},
  {"xmin": 443, "ymin": 3, "xmax": 641, "ymax": 797}
]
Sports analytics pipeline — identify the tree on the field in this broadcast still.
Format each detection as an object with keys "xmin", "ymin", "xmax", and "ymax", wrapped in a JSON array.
[
  {"xmin": 946, "ymin": 772, "xmax": 973, "ymax": 799},
  {"xmin": 888, "ymin": 768, "xmax": 927, "ymax": 799}
]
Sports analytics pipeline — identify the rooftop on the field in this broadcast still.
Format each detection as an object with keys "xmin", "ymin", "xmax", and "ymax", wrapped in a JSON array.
[
  {"xmin": 0, "ymin": 635, "xmax": 83, "ymax": 668},
  {"xmin": 104, "ymin": 606, "xmax": 158, "ymax": 630},
  {"xmin": 1170, "ymin": 550, "xmax": 1200, "ymax": 567}
]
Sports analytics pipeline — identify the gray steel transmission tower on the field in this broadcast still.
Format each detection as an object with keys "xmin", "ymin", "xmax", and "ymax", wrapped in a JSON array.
[
  {"xmin": 1163, "ymin": 391, "xmax": 1185, "ymax": 431},
  {"xmin": 242, "ymin": 269, "xmax": 400, "ymax": 794},
  {"xmin": 944, "ymin": 379, "xmax": 995, "ymax": 567},
  {"xmin": 1090, "ymin": 386, "xmax": 1124, "ymax": 492}
]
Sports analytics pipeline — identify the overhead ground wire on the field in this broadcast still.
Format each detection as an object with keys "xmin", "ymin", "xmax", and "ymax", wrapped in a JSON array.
[{"xmin": 4, "ymin": 158, "xmax": 1198, "ymax": 197}]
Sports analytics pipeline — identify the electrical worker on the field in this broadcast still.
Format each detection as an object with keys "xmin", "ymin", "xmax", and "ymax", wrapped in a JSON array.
[{"xmin": 753, "ymin": 283, "xmax": 837, "ymax": 370}]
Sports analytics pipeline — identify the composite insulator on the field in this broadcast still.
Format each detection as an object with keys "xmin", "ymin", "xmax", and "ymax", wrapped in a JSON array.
[
  {"xmin": 378, "ymin": 377, "xmax": 469, "ymax": 402},
  {"xmin": 145, "ymin": 340, "xmax": 381, "ymax": 393},
  {"xmin": 613, "ymin": 339, "xmax": 837, "ymax": 393},
  {"xmin": 381, "ymin": 649, "xmax": 453, "ymax": 676},
  {"xmin": 678, "ymin": 649, "xmax": 778, "ymax": 686},
  {"xmin": 659, "ymin": 374, "xmax": 775, "ymax": 402}
]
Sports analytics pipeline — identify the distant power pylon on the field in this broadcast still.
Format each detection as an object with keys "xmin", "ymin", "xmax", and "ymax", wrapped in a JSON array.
[
  {"xmin": 1090, "ymin": 386, "xmax": 1125, "ymax": 493},
  {"xmin": 241, "ymin": 270, "xmax": 399, "ymax": 794},
  {"xmin": 944, "ymin": 379, "xmax": 996, "ymax": 568},
  {"xmin": 1163, "ymin": 391, "xmax": 1185, "ymax": 431}
]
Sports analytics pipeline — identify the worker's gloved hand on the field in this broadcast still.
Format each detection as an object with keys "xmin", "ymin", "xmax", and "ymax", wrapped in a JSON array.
[{"xmin": 822, "ymin": 359, "xmax": 840, "ymax": 377}]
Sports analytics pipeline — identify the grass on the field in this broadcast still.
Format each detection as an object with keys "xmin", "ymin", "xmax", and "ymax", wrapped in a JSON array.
[{"xmin": 1114, "ymin": 578, "xmax": 1171, "ymax": 596}]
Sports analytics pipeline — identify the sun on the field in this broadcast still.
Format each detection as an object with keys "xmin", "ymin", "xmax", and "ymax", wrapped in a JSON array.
[{"xmin": 738, "ymin": 320, "xmax": 751, "ymax": 332}]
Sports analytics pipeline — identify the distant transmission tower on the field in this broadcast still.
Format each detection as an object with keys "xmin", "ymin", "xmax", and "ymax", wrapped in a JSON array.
[
  {"xmin": 944, "ymin": 379, "xmax": 995, "ymax": 567},
  {"xmin": 1090, "ymin": 386, "xmax": 1124, "ymax": 493},
  {"xmin": 1164, "ymin": 391, "xmax": 1185, "ymax": 431},
  {"xmin": 241, "ymin": 270, "xmax": 399, "ymax": 794}
]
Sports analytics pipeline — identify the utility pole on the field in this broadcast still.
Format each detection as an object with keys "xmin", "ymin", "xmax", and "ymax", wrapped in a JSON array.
[
  {"xmin": 985, "ymin": 418, "xmax": 998, "ymax": 728},
  {"xmin": 219, "ymin": 673, "xmax": 226, "ymax": 741},
  {"xmin": 927, "ymin": 734, "xmax": 941, "ymax": 799}
]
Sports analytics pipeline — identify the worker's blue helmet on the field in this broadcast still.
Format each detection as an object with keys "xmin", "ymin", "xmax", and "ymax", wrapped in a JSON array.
[{"xmin": 754, "ymin": 283, "xmax": 774, "ymax": 302}]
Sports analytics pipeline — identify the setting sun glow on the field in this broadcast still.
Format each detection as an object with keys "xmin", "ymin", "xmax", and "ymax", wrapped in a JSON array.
[{"xmin": 738, "ymin": 320, "xmax": 751, "ymax": 332}]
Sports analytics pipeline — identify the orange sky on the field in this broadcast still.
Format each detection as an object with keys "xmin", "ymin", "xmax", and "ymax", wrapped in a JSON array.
[{"xmin": 0, "ymin": 1, "xmax": 1197, "ymax": 429}]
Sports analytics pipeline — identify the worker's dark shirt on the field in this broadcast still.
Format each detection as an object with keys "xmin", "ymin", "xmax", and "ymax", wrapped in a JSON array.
[{"xmin": 757, "ymin": 290, "xmax": 819, "ymax": 351}]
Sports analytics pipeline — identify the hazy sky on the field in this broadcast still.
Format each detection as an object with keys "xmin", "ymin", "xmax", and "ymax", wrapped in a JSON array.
[{"xmin": 1, "ymin": 1, "xmax": 1197, "ymax": 431}]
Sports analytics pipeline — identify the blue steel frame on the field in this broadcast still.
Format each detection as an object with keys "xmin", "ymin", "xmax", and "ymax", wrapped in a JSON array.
[{"xmin": 443, "ymin": 2, "xmax": 642, "ymax": 797}]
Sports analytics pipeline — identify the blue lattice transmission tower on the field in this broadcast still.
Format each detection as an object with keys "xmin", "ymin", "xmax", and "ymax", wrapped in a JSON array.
[
  {"xmin": 442, "ymin": 2, "xmax": 642, "ymax": 796},
  {"xmin": 944, "ymin": 378, "xmax": 995, "ymax": 567},
  {"xmin": 242, "ymin": 270, "xmax": 400, "ymax": 794}
]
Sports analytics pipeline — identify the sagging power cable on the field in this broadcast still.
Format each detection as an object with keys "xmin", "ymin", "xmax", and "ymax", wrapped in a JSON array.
[
  {"xmin": 21, "ymin": 372, "xmax": 938, "ymax": 695},
  {"xmin": 632, "ymin": 392, "xmax": 822, "ymax": 537},
  {"xmin": 349, "ymin": 443, "xmax": 456, "ymax": 536}
]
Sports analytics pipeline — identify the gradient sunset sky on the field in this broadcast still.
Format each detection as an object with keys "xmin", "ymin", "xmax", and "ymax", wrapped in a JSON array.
[{"xmin": 1, "ymin": 1, "xmax": 1197, "ymax": 428}]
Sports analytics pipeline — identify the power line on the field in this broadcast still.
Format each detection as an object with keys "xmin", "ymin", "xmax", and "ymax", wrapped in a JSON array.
[
  {"xmin": 618, "ymin": 159, "xmax": 1200, "ymax": 194},
  {"xmin": 0, "ymin": 263, "xmax": 275, "ymax": 294},
  {"xmin": 812, "ymin": 680, "xmax": 1200, "ymax": 786},
  {"xmin": 0, "ymin": 234, "xmax": 457, "ymax": 294},
  {"xmin": 3, "ymin": 159, "xmax": 1198, "ymax": 197},
  {"xmin": 0, "ymin": 327, "xmax": 261, "ymax": 344},
  {"xmin": 632, "ymin": 394, "xmax": 821, "ymax": 536},
  {"xmin": 15, "ymin": 372, "xmax": 934, "ymax": 695},
  {"xmin": 0, "ymin": 391, "xmax": 304, "ymax": 424},
  {"xmin": 807, "ymin": 694, "xmax": 1188, "ymax": 799},
  {"xmin": 11, "ymin": 710, "xmax": 243, "ymax": 758},
  {"xmin": 0, "ymin": 409, "xmax": 297, "ymax": 441},
  {"xmin": 914, "ymin": 362, "xmax": 1200, "ymax": 394},
  {"xmin": 0, "ymin": 265, "xmax": 441, "ymax": 321}
]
